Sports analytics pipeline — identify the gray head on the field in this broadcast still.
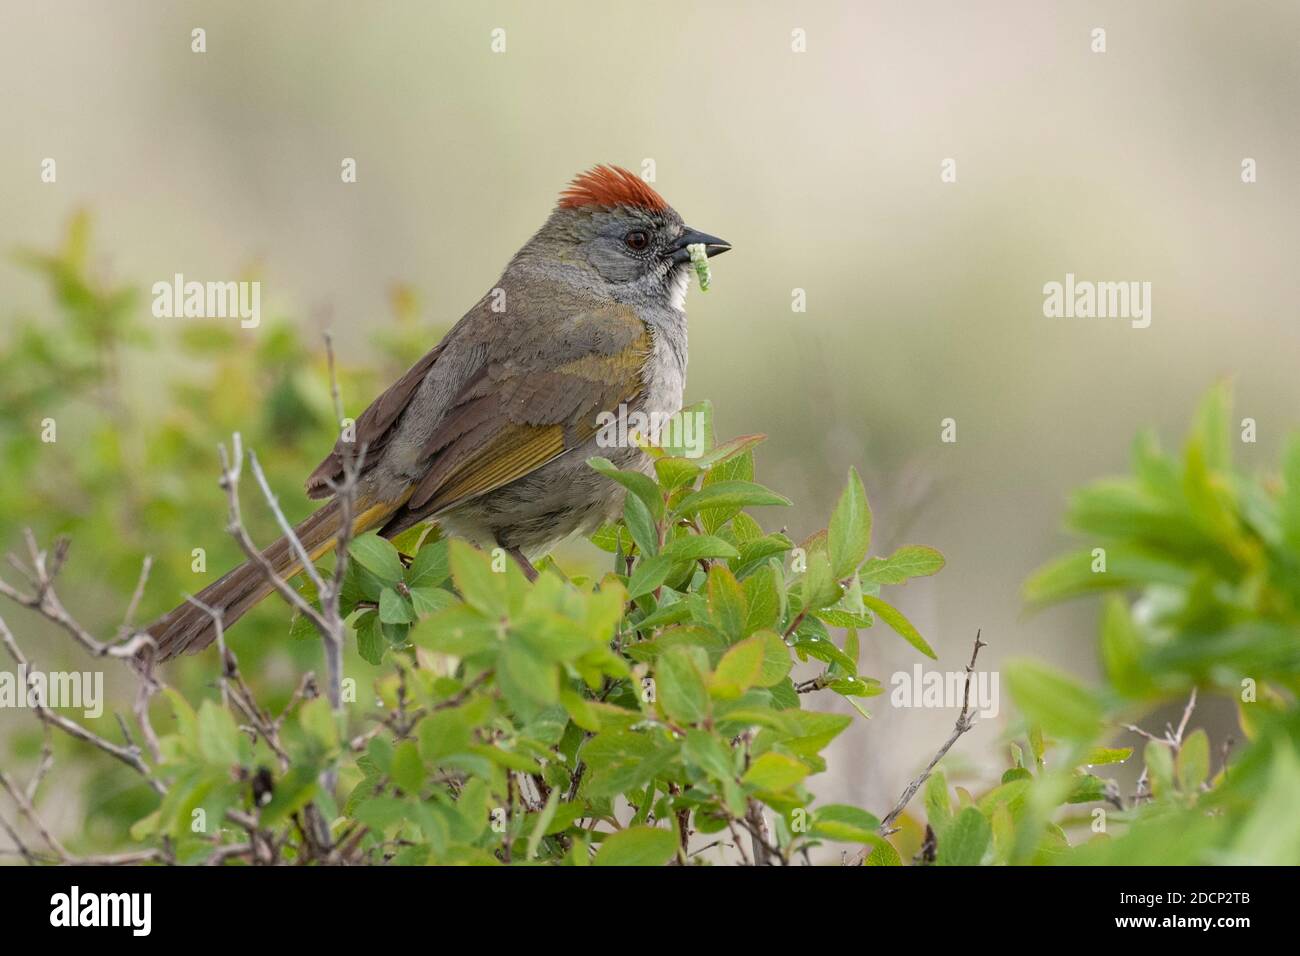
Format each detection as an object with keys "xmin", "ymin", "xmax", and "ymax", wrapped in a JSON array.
[{"xmin": 510, "ymin": 165, "xmax": 730, "ymax": 309}]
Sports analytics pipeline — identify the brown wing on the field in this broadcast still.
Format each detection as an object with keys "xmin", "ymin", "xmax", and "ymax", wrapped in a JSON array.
[
  {"xmin": 305, "ymin": 344, "xmax": 443, "ymax": 498},
  {"xmin": 406, "ymin": 305, "xmax": 651, "ymax": 515}
]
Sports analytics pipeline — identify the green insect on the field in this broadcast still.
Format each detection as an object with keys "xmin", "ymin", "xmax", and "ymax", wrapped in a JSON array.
[{"xmin": 687, "ymin": 242, "xmax": 711, "ymax": 292}]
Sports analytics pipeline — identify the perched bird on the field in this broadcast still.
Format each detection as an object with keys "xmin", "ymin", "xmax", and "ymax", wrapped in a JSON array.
[{"xmin": 147, "ymin": 165, "xmax": 730, "ymax": 660}]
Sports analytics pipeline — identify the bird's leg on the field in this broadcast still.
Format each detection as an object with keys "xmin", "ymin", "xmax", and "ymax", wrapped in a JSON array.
[{"xmin": 506, "ymin": 546, "xmax": 539, "ymax": 583}]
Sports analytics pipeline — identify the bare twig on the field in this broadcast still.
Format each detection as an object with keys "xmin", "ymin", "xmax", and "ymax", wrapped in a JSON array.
[
  {"xmin": 0, "ymin": 616, "xmax": 165, "ymax": 795},
  {"xmin": 1172, "ymin": 686, "xmax": 1198, "ymax": 746},
  {"xmin": 216, "ymin": 436, "xmax": 331, "ymax": 637},
  {"xmin": 317, "ymin": 333, "xmax": 367, "ymax": 715},
  {"xmin": 1122, "ymin": 687, "xmax": 1201, "ymax": 808},
  {"xmin": 132, "ymin": 662, "xmax": 164, "ymax": 765},
  {"xmin": 0, "ymin": 808, "xmax": 42, "ymax": 865},
  {"xmin": 25, "ymin": 728, "xmax": 54, "ymax": 802},
  {"xmin": 248, "ymin": 449, "xmax": 328, "ymax": 600},
  {"xmin": 0, "ymin": 771, "xmax": 67, "ymax": 859},
  {"xmin": 116, "ymin": 555, "xmax": 153, "ymax": 640},
  {"xmin": 0, "ymin": 539, "xmax": 154, "ymax": 659},
  {"xmin": 863, "ymin": 634, "xmax": 982, "ymax": 853}
]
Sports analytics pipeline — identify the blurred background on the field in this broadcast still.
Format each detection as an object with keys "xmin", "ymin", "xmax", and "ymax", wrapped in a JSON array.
[{"xmin": 0, "ymin": 0, "xmax": 1296, "ymax": 854}]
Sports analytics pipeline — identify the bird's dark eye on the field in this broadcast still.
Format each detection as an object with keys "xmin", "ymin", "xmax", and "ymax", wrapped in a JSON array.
[{"xmin": 624, "ymin": 230, "xmax": 649, "ymax": 251}]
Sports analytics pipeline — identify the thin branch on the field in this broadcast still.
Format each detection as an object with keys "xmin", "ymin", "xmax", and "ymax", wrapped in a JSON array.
[
  {"xmin": 0, "ymin": 771, "xmax": 67, "ymax": 859},
  {"xmin": 0, "ymin": 540, "xmax": 154, "ymax": 660},
  {"xmin": 854, "ymin": 630, "xmax": 987, "ymax": 863},
  {"xmin": 0, "ymin": 615, "xmax": 166, "ymax": 795},
  {"xmin": 116, "ymin": 554, "xmax": 153, "ymax": 640},
  {"xmin": 25, "ymin": 727, "xmax": 54, "ymax": 802},
  {"xmin": 248, "ymin": 449, "xmax": 327, "ymax": 599},
  {"xmin": 132, "ymin": 661, "xmax": 164, "ymax": 765},
  {"xmin": 0, "ymin": 808, "xmax": 41, "ymax": 865},
  {"xmin": 1172, "ymin": 686, "xmax": 1198, "ymax": 746},
  {"xmin": 216, "ymin": 436, "xmax": 330, "ymax": 636}
]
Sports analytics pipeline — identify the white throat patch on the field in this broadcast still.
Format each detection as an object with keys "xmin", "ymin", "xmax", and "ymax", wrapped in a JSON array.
[{"xmin": 668, "ymin": 266, "xmax": 691, "ymax": 312}]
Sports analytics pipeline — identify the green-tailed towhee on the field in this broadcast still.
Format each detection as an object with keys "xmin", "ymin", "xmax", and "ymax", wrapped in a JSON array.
[{"xmin": 148, "ymin": 164, "xmax": 730, "ymax": 660}]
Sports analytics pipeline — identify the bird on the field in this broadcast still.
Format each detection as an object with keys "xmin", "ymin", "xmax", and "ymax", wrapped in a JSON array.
[{"xmin": 146, "ymin": 164, "xmax": 730, "ymax": 661}]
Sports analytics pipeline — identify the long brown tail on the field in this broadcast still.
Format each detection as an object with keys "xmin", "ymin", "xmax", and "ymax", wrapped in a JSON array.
[{"xmin": 146, "ymin": 498, "xmax": 390, "ymax": 661}]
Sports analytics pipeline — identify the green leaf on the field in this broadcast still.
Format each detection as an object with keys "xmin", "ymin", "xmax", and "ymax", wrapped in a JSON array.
[
  {"xmin": 527, "ymin": 788, "xmax": 560, "ymax": 859},
  {"xmin": 710, "ymin": 635, "xmax": 766, "ymax": 699},
  {"xmin": 1177, "ymin": 728, "xmax": 1210, "ymax": 792},
  {"xmin": 378, "ymin": 587, "xmax": 417, "ymax": 624},
  {"xmin": 406, "ymin": 539, "xmax": 450, "ymax": 589},
  {"xmin": 196, "ymin": 701, "xmax": 241, "ymax": 766},
  {"xmin": 299, "ymin": 696, "xmax": 339, "ymax": 751},
  {"xmin": 1226, "ymin": 744, "xmax": 1300, "ymax": 865},
  {"xmin": 1067, "ymin": 773, "xmax": 1107, "ymax": 804},
  {"xmin": 587, "ymin": 457, "xmax": 664, "ymax": 522},
  {"xmin": 656, "ymin": 401, "xmax": 715, "ymax": 458},
  {"xmin": 409, "ymin": 605, "xmax": 499, "ymax": 657},
  {"xmin": 1085, "ymin": 747, "xmax": 1134, "ymax": 766},
  {"xmin": 1145, "ymin": 740, "xmax": 1175, "ymax": 798},
  {"xmin": 865, "ymin": 839, "xmax": 902, "ymax": 866},
  {"xmin": 791, "ymin": 631, "xmax": 857, "ymax": 673},
  {"xmin": 733, "ymin": 533, "xmax": 795, "ymax": 578},
  {"xmin": 799, "ymin": 551, "xmax": 842, "ymax": 611},
  {"xmin": 418, "ymin": 706, "xmax": 475, "ymax": 763},
  {"xmin": 693, "ymin": 432, "xmax": 766, "ymax": 469},
  {"xmin": 1100, "ymin": 596, "xmax": 1152, "ymax": 699},
  {"xmin": 409, "ymin": 586, "xmax": 457, "ymax": 617},
  {"xmin": 741, "ymin": 563, "xmax": 781, "ymax": 634},
  {"xmin": 660, "ymin": 535, "xmax": 739, "ymax": 562},
  {"xmin": 936, "ymin": 807, "xmax": 991, "ymax": 865},
  {"xmin": 860, "ymin": 595, "xmax": 936, "ymax": 659},
  {"xmin": 1028, "ymin": 725, "xmax": 1045, "ymax": 768},
  {"xmin": 348, "ymin": 533, "xmax": 405, "ymax": 584},
  {"xmin": 654, "ymin": 456, "xmax": 701, "ymax": 492},
  {"xmin": 1190, "ymin": 379, "xmax": 1231, "ymax": 472},
  {"xmin": 354, "ymin": 611, "xmax": 385, "ymax": 665},
  {"xmin": 1023, "ymin": 545, "xmax": 1193, "ymax": 608},
  {"xmin": 706, "ymin": 565, "xmax": 747, "ymax": 642},
  {"xmin": 815, "ymin": 608, "xmax": 874, "ymax": 629},
  {"xmin": 1006, "ymin": 659, "xmax": 1103, "ymax": 742},
  {"xmin": 388, "ymin": 522, "xmax": 430, "ymax": 557},
  {"xmin": 859, "ymin": 545, "xmax": 945, "ymax": 585},
  {"xmin": 590, "ymin": 523, "xmax": 633, "ymax": 554},
  {"xmin": 593, "ymin": 825, "xmax": 678, "ymax": 866},
  {"xmin": 683, "ymin": 730, "xmax": 734, "ymax": 781},
  {"xmin": 622, "ymin": 490, "xmax": 659, "ymax": 557},
  {"xmin": 741, "ymin": 752, "xmax": 809, "ymax": 793},
  {"xmin": 754, "ymin": 630, "xmax": 792, "ymax": 687},
  {"xmin": 582, "ymin": 731, "xmax": 671, "ymax": 799},
  {"xmin": 626, "ymin": 554, "xmax": 679, "ymax": 599},
  {"xmin": 391, "ymin": 740, "xmax": 425, "ymax": 794},
  {"xmin": 828, "ymin": 467, "xmax": 872, "ymax": 579},
  {"xmin": 448, "ymin": 540, "xmax": 507, "ymax": 615},
  {"xmin": 925, "ymin": 771, "xmax": 952, "ymax": 834},
  {"xmin": 502, "ymin": 641, "xmax": 559, "ymax": 706},
  {"xmin": 811, "ymin": 804, "xmax": 881, "ymax": 843},
  {"xmin": 657, "ymin": 646, "xmax": 710, "ymax": 726},
  {"xmin": 675, "ymin": 480, "xmax": 791, "ymax": 517}
]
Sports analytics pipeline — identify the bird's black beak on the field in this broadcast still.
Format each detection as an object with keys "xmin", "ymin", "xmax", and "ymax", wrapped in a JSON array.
[{"xmin": 669, "ymin": 228, "xmax": 731, "ymax": 265}]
